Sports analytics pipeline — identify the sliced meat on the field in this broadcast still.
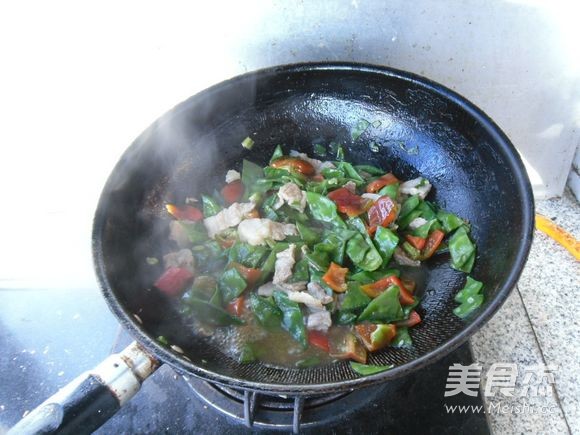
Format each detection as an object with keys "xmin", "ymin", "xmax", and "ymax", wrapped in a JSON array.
[
  {"xmin": 257, "ymin": 282, "xmax": 283, "ymax": 297},
  {"xmin": 276, "ymin": 182, "xmax": 307, "ymax": 212},
  {"xmin": 280, "ymin": 281, "xmax": 307, "ymax": 292},
  {"xmin": 306, "ymin": 310, "xmax": 332, "ymax": 332},
  {"xmin": 237, "ymin": 218, "xmax": 297, "ymax": 246},
  {"xmin": 361, "ymin": 193, "xmax": 381, "ymax": 201},
  {"xmin": 307, "ymin": 282, "xmax": 333, "ymax": 305},
  {"xmin": 394, "ymin": 246, "xmax": 421, "ymax": 267},
  {"xmin": 225, "ymin": 169, "xmax": 241, "ymax": 183},
  {"xmin": 287, "ymin": 291, "xmax": 324, "ymax": 309},
  {"xmin": 163, "ymin": 249, "xmax": 195, "ymax": 273},
  {"xmin": 203, "ymin": 202, "xmax": 255, "ymax": 238},
  {"xmin": 169, "ymin": 221, "xmax": 191, "ymax": 248},
  {"xmin": 273, "ymin": 244, "xmax": 296, "ymax": 284},
  {"xmin": 343, "ymin": 181, "xmax": 357, "ymax": 193},
  {"xmin": 400, "ymin": 177, "xmax": 432, "ymax": 199}
]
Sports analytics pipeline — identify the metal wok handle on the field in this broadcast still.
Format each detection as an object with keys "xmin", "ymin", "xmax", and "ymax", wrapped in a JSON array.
[{"xmin": 8, "ymin": 341, "xmax": 159, "ymax": 435}]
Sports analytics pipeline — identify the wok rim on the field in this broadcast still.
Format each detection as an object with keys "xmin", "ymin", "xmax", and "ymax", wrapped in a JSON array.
[{"xmin": 92, "ymin": 61, "xmax": 535, "ymax": 395}]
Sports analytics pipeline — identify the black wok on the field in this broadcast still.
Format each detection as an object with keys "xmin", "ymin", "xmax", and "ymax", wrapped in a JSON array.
[{"xmin": 11, "ymin": 62, "xmax": 534, "ymax": 433}]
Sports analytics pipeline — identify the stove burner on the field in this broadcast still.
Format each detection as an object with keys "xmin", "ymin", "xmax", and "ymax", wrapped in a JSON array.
[{"xmin": 184, "ymin": 376, "xmax": 383, "ymax": 433}]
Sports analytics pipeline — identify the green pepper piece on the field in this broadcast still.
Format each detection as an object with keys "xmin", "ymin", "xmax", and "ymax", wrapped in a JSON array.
[
  {"xmin": 391, "ymin": 327, "xmax": 413, "ymax": 348},
  {"xmin": 358, "ymin": 285, "xmax": 404, "ymax": 323},
  {"xmin": 397, "ymin": 209, "xmax": 423, "ymax": 230},
  {"xmin": 437, "ymin": 210, "xmax": 464, "ymax": 233},
  {"xmin": 340, "ymin": 282, "xmax": 372, "ymax": 312},
  {"xmin": 218, "ymin": 268, "xmax": 247, "ymax": 304},
  {"xmin": 306, "ymin": 191, "xmax": 347, "ymax": 228},
  {"xmin": 350, "ymin": 361, "xmax": 393, "ymax": 376},
  {"xmin": 346, "ymin": 218, "xmax": 382, "ymax": 272},
  {"xmin": 369, "ymin": 324, "xmax": 398, "ymax": 349},
  {"xmin": 270, "ymin": 145, "xmax": 284, "ymax": 163},
  {"xmin": 350, "ymin": 268, "xmax": 400, "ymax": 284},
  {"xmin": 373, "ymin": 227, "xmax": 399, "ymax": 267},
  {"xmin": 296, "ymin": 221, "xmax": 321, "ymax": 245},
  {"xmin": 411, "ymin": 219, "xmax": 441, "ymax": 238},
  {"xmin": 258, "ymin": 243, "xmax": 289, "ymax": 284},
  {"xmin": 335, "ymin": 311, "xmax": 358, "ymax": 325},
  {"xmin": 290, "ymin": 258, "xmax": 310, "ymax": 282},
  {"xmin": 201, "ymin": 195, "xmax": 222, "ymax": 217},
  {"xmin": 399, "ymin": 195, "xmax": 421, "ymax": 220},
  {"xmin": 378, "ymin": 183, "xmax": 399, "ymax": 200},
  {"xmin": 313, "ymin": 143, "xmax": 326, "ymax": 157},
  {"xmin": 321, "ymin": 167, "xmax": 343, "ymax": 179},
  {"xmin": 304, "ymin": 249, "xmax": 330, "ymax": 272},
  {"xmin": 249, "ymin": 293, "xmax": 283, "ymax": 328},
  {"xmin": 455, "ymin": 276, "xmax": 484, "ymax": 303},
  {"xmin": 449, "ymin": 226, "xmax": 476, "ymax": 272},
  {"xmin": 453, "ymin": 294, "xmax": 484, "ymax": 319},
  {"xmin": 273, "ymin": 291, "xmax": 308, "ymax": 348},
  {"xmin": 417, "ymin": 201, "xmax": 437, "ymax": 221},
  {"xmin": 228, "ymin": 242, "xmax": 269, "ymax": 269}
]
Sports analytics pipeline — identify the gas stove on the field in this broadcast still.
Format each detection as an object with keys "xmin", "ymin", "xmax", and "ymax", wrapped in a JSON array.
[{"xmin": 0, "ymin": 288, "xmax": 490, "ymax": 434}]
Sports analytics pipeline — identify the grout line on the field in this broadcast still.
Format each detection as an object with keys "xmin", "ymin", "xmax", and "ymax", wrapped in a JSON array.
[{"xmin": 515, "ymin": 284, "xmax": 573, "ymax": 435}]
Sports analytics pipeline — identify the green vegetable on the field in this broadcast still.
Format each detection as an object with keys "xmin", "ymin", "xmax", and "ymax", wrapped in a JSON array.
[
  {"xmin": 346, "ymin": 218, "xmax": 383, "ymax": 271},
  {"xmin": 399, "ymin": 195, "xmax": 421, "ymax": 220},
  {"xmin": 273, "ymin": 291, "xmax": 307, "ymax": 348},
  {"xmin": 202, "ymin": 195, "xmax": 222, "ymax": 217},
  {"xmin": 157, "ymin": 335, "xmax": 169, "ymax": 346},
  {"xmin": 412, "ymin": 219, "xmax": 441, "ymax": 238},
  {"xmin": 378, "ymin": 183, "xmax": 399, "ymax": 200},
  {"xmin": 258, "ymin": 243, "xmax": 289, "ymax": 284},
  {"xmin": 337, "ymin": 162, "xmax": 365, "ymax": 184},
  {"xmin": 182, "ymin": 296, "xmax": 244, "ymax": 326},
  {"xmin": 449, "ymin": 226, "xmax": 476, "ymax": 273},
  {"xmin": 296, "ymin": 356, "xmax": 321, "ymax": 368},
  {"xmin": 146, "ymin": 257, "xmax": 159, "ymax": 265},
  {"xmin": 354, "ymin": 165, "xmax": 384, "ymax": 176},
  {"xmin": 219, "ymin": 268, "xmax": 247, "ymax": 304},
  {"xmin": 397, "ymin": 209, "xmax": 422, "ymax": 230},
  {"xmin": 306, "ymin": 191, "xmax": 346, "ymax": 228},
  {"xmin": 336, "ymin": 311, "xmax": 358, "ymax": 325},
  {"xmin": 304, "ymin": 249, "xmax": 330, "ymax": 272},
  {"xmin": 239, "ymin": 345, "xmax": 256, "ymax": 364},
  {"xmin": 291, "ymin": 258, "xmax": 310, "ymax": 282},
  {"xmin": 270, "ymin": 145, "xmax": 284, "ymax": 163},
  {"xmin": 453, "ymin": 276, "xmax": 484, "ymax": 319},
  {"xmin": 228, "ymin": 242, "xmax": 269, "ymax": 268},
  {"xmin": 241, "ymin": 159, "xmax": 264, "ymax": 198},
  {"xmin": 335, "ymin": 144, "xmax": 345, "ymax": 160},
  {"xmin": 296, "ymin": 221, "xmax": 321, "ymax": 245},
  {"xmin": 358, "ymin": 285, "xmax": 404, "ymax": 323},
  {"xmin": 391, "ymin": 327, "xmax": 413, "ymax": 348},
  {"xmin": 350, "ymin": 361, "xmax": 394, "ymax": 376},
  {"xmin": 249, "ymin": 293, "xmax": 283, "ymax": 328},
  {"xmin": 178, "ymin": 221, "xmax": 208, "ymax": 244},
  {"xmin": 401, "ymin": 241, "xmax": 421, "ymax": 260},
  {"xmin": 313, "ymin": 143, "xmax": 326, "ymax": 157},
  {"xmin": 437, "ymin": 210, "xmax": 464, "ymax": 233},
  {"xmin": 340, "ymin": 282, "xmax": 371, "ymax": 312},
  {"xmin": 373, "ymin": 227, "xmax": 399, "ymax": 267},
  {"xmin": 350, "ymin": 269, "xmax": 399, "ymax": 284},
  {"xmin": 351, "ymin": 118, "xmax": 370, "ymax": 141},
  {"xmin": 241, "ymin": 136, "xmax": 254, "ymax": 149}
]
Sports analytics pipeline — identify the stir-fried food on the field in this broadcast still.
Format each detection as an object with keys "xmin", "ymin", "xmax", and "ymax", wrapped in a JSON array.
[{"xmin": 152, "ymin": 144, "xmax": 484, "ymax": 370}]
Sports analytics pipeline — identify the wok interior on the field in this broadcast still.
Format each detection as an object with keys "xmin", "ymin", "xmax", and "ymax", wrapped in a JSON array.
[{"xmin": 95, "ymin": 65, "xmax": 529, "ymax": 388}]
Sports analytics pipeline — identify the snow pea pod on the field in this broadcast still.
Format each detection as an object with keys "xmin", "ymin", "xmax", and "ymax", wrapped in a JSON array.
[{"xmin": 273, "ymin": 291, "xmax": 308, "ymax": 348}]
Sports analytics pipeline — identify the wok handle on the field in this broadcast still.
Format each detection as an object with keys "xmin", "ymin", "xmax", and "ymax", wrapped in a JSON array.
[{"xmin": 8, "ymin": 341, "xmax": 159, "ymax": 435}]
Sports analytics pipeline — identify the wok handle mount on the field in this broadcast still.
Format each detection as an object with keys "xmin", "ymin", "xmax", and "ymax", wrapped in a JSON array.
[{"xmin": 8, "ymin": 341, "xmax": 159, "ymax": 435}]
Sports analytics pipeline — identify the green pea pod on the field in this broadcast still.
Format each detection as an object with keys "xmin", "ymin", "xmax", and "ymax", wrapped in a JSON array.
[
  {"xmin": 455, "ymin": 276, "xmax": 484, "ymax": 303},
  {"xmin": 239, "ymin": 344, "xmax": 256, "ymax": 364},
  {"xmin": 202, "ymin": 195, "xmax": 222, "ymax": 217},
  {"xmin": 346, "ymin": 218, "xmax": 382, "ymax": 271},
  {"xmin": 340, "ymin": 282, "xmax": 371, "ymax": 312},
  {"xmin": 399, "ymin": 195, "xmax": 421, "ymax": 220},
  {"xmin": 373, "ymin": 227, "xmax": 399, "ymax": 267},
  {"xmin": 417, "ymin": 201, "xmax": 437, "ymax": 221},
  {"xmin": 258, "ymin": 243, "xmax": 290, "ymax": 284},
  {"xmin": 437, "ymin": 210, "xmax": 464, "ymax": 233},
  {"xmin": 178, "ymin": 221, "xmax": 208, "ymax": 244},
  {"xmin": 228, "ymin": 242, "xmax": 269, "ymax": 268},
  {"xmin": 219, "ymin": 268, "xmax": 247, "ymax": 304},
  {"xmin": 358, "ymin": 285, "xmax": 404, "ymax": 323},
  {"xmin": 183, "ymin": 296, "xmax": 244, "ymax": 326},
  {"xmin": 350, "ymin": 268, "xmax": 400, "ymax": 284},
  {"xmin": 350, "ymin": 361, "xmax": 394, "ymax": 376},
  {"xmin": 290, "ymin": 258, "xmax": 310, "ymax": 282},
  {"xmin": 313, "ymin": 143, "xmax": 326, "ymax": 157},
  {"xmin": 354, "ymin": 164, "xmax": 385, "ymax": 176},
  {"xmin": 391, "ymin": 327, "xmax": 413, "ymax": 348},
  {"xmin": 398, "ymin": 209, "xmax": 423, "ymax": 230},
  {"xmin": 241, "ymin": 159, "xmax": 264, "ymax": 199},
  {"xmin": 305, "ymin": 249, "xmax": 330, "ymax": 272},
  {"xmin": 273, "ymin": 291, "xmax": 308, "ymax": 348},
  {"xmin": 306, "ymin": 191, "xmax": 347, "ymax": 228},
  {"xmin": 453, "ymin": 294, "xmax": 484, "ymax": 318},
  {"xmin": 249, "ymin": 293, "xmax": 283, "ymax": 328},
  {"xmin": 296, "ymin": 221, "xmax": 322, "ymax": 245},
  {"xmin": 449, "ymin": 226, "xmax": 476, "ymax": 272},
  {"xmin": 411, "ymin": 219, "xmax": 441, "ymax": 238},
  {"xmin": 337, "ymin": 162, "xmax": 365, "ymax": 184},
  {"xmin": 378, "ymin": 183, "xmax": 399, "ymax": 200},
  {"xmin": 402, "ymin": 241, "xmax": 421, "ymax": 260}
]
